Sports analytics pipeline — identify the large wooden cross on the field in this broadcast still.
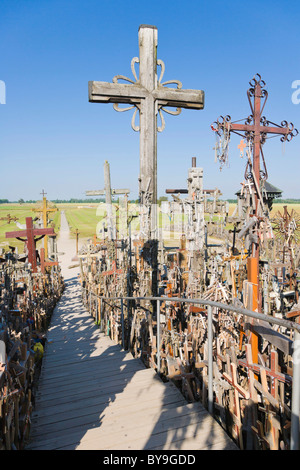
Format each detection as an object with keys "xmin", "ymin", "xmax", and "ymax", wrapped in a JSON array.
[
  {"xmin": 88, "ymin": 25, "xmax": 204, "ymax": 240},
  {"xmin": 5, "ymin": 217, "xmax": 55, "ymax": 273}
]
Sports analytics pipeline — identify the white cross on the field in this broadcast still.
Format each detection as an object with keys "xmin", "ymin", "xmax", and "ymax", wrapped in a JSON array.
[{"xmin": 89, "ymin": 24, "xmax": 204, "ymax": 239}]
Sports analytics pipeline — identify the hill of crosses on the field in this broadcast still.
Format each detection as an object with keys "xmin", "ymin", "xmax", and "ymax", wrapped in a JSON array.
[{"xmin": 1, "ymin": 25, "xmax": 300, "ymax": 451}]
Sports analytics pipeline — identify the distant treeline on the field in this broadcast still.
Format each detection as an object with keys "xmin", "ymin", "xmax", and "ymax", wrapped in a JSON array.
[{"xmin": 1, "ymin": 197, "xmax": 300, "ymax": 204}]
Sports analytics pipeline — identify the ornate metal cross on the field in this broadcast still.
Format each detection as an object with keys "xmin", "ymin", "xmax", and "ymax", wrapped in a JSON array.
[
  {"xmin": 212, "ymin": 74, "xmax": 298, "ymax": 224},
  {"xmin": 212, "ymin": 74, "xmax": 298, "ymax": 262},
  {"xmin": 88, "ymin": 24, "xmax": 204, "ymax": 240}
]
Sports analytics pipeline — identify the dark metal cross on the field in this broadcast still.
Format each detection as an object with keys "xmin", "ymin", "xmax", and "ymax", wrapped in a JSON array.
[
  {"xmin": 212, "ymin": 74, "xmax": 298, "ymax": 366},
  {"xmin": 212, "ymin": 74, "xmax": 298, "ymax": 237},
  {"xmin": 212, "ymin": 74, "xmax": 298, "ymax": 267}
]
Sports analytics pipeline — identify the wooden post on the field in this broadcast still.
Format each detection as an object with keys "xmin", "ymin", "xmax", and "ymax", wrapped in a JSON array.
[
  {"xmin": 86, "ymin": 160, "xmax": 130, "ymax": 241},
  {"xmin": 247, "ymin": 256, "xmax": 259, "ymax": 369}
]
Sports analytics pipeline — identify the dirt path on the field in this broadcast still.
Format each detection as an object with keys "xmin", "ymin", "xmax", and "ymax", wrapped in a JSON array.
[{"xmin": 56, "ymin": 210, "xmax": 80, "ymax": 280}]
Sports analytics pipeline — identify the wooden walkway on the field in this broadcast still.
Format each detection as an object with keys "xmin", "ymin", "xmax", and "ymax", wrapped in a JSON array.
[
  {"xmin": 27, "ymin": 212, "xmax": 237, "ymax": 450},
  {"xmin": 26, "ymin": 276, "xmax": 237, "ymax": 451}
]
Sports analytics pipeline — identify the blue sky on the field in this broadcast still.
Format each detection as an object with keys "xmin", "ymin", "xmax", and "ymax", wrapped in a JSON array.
[{"xmin": 0, "ymin": 0, "xmax": 300, "ymax": 201}]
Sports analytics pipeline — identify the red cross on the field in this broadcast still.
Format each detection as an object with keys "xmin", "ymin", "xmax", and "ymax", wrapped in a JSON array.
[
  {"xmin": 238, "ymin": 350, "xmax": 292, "ymax": 386},
  {"xmin": 40, "ymin": 247, "xmax": 58, "ymax": 274},
  {"xmin": 6, "ymin": 217, "xmax": 55, "ymax": 273},
  {"xmin": 102, "ymin": 260, "xmax": 123, "ymax": 276}
]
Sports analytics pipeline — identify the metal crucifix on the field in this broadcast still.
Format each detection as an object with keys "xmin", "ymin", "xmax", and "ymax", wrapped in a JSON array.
[
  {"xmin": 212, "ymin": 74, "xmax": 298, "ymax": 260},
  {"xmin": 211, "ymin": 74, "xmax": 298, "ymax": 365},
  {"xmin": 88, "ymin": 24, "xmax": 204, "ymax": 241},
  {"xmin": 212, "ymin": 74, "xmax": 298, "ymax": 221}
]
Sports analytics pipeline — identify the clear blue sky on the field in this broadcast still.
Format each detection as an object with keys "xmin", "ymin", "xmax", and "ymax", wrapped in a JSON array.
[{"xmin": 0, "ymin": 0, "xmax": 300, "ymax": 201}]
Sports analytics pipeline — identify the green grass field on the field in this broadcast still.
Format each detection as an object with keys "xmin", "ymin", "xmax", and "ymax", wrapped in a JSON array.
[
  {"xmin": 0, "ymin": 203, "xmax": 61, "ymax": 252},
  {"xmin": 62, "ymin": 203, "xmax": 100, "ymax": 240},
  {"xmin": 0, "ymin": 202, "xmax": 299, "ymax": 252}
]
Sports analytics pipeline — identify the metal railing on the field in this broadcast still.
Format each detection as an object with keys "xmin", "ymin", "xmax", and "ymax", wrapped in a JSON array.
[{"xmin": 85, "ymin": 289, "xmax": 300, "ymax": 450}]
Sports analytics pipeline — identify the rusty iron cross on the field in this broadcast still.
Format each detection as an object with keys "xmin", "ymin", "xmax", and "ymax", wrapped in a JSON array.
[
  {"xmin": 212, "ymin": 73, "xmax": 298, "ymax": 258},
  {"xmin": 212, "ymin": 74, "xmax": 298, "ymax": 188}
]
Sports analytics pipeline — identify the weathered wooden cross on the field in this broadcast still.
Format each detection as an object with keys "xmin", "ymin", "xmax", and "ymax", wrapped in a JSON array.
[
  {"xmin": 5, "ymin": 217, "xmax": 55, "ymax": 273},
  {"xmin": 88, "ymin": 25, "xmax": 204, "ymax": 240},
  {"xmin": 0, "ymin": 214, "xmax": 19, "ymax": 224},
  {"xmin": 32, "ymin": 190, "xmax": 58, "ymax": 258},
  {"xmin": 86, "ymin": 160, "xmax": 130, "ymax": 240}
]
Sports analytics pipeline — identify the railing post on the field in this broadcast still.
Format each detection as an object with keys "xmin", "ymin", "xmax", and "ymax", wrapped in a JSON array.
[
  {"xmin": 89, "ymin": 290, "xmax": 92, "ymax": 315},
  {"xmin": 157, "ymin": 299, "xmax": 161, "ymax": 374},
  {"xmin": 121, "ymin": 298, "xmax": 125, "ymax": 350},
  {"xmin": 207, "ymin": 305, "xmax": 213, "ymax": 415},
  {"xmin": 291, "ymin": 329, "xmax": 300, "ymax": 450}
]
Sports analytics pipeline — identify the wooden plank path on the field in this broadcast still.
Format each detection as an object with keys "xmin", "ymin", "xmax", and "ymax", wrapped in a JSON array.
[
  {"xmin": 26, "ymin": 277, "xmax": 237, "ymax": 450},
  {"xmin": 26, "ymin": 212, "xmax": 237, "ymax": 450}
]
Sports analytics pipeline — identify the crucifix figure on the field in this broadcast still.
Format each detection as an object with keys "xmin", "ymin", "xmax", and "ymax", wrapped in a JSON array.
[
  {"xmin": 86, "ymin": 160, "xmax": 130, "ymax": 240},
  {"xmin": 5, "ymin": 217, "xmax": 55, "ymax": 273},
  {"xmin": 212, "ymin": 74, "xmax": 298, "ymax": 364},
  {"xmin": 88, "ymin": 25, "xmax": 204, "ymax": 242}
]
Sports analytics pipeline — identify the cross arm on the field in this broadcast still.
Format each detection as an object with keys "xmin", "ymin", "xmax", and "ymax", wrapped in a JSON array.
[
  {"xmin": 32, "ymin": 207, "xmax": 57, "ymax": 212},
  {"xmin": 229, "ymin": 123, "xmax": 293, "ymax": 136},
  {"xmin": 33, "ymin": 228, "xmax": 55, "ymax": 237},
  {"xmin": 165, "ymin": 189, "xmax": 188, "ymax": 194},
  {"xmin": 89, "ymin": 81, "xmax": 146, "ymax": 105},
  {"xmin": 86, "ymin": 190, "xmax": 105, "ymax": 196},
  {"xmin": 6, "ymin": 227, "xmax": 55, "ymax": 239},
  {"xmin": 154, "ymin": 87, "xmax": 204, "ymax": 110},
  {"xmin": 6, "ymin": 230, "xmax": 28, "ymax": 239},
  {"xmin": 86, "ymin": 189, "xmax": 130, "ymax": 196}
]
